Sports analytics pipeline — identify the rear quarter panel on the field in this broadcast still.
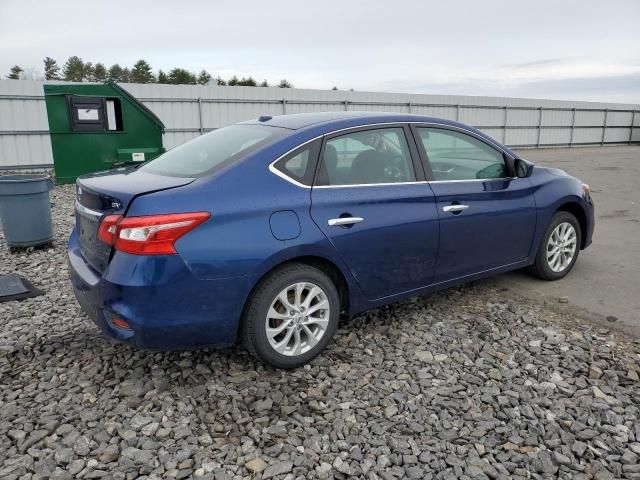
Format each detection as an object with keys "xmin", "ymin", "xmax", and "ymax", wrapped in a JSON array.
[{"xmin": 125, "ymin": 142, "xmax": 361, "ymax": 292}]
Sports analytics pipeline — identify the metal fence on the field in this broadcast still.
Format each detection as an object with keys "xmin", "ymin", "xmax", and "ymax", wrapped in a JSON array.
[
  {"xmin": 136, "ymin": 96, "xmax": 639, "ymax": 148},
  {"xmin": 1, "ymin": 80, "xmax": 638, "ymax": 169}
]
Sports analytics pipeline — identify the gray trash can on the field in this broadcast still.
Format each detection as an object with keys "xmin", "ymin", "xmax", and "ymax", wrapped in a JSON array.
[{"xmin": 0, "ymin": 175, "xmax": 54, "ymax": 247}]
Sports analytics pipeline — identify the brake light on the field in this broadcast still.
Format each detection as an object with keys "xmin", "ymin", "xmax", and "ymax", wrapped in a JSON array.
[
  {"xmin": 97, "ymin": 215, "xmax": 121, "ymax": 245},
  {"xmin": 97, "ymin": 212, "xmax": 210, "ymax": 255}
]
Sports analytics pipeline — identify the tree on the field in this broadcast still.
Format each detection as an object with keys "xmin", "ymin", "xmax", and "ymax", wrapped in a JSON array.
[
  {"xmin": 107, "ymin": 64, "xmax": 130, "ymax": 82},
  {"xmin": 331, "ymin": 86, "xmax": 338, "ymax": 90},
  {"xmin": 197, "ymin": 69, "xmax": 211, "ymax": 85},
  {"xmin": 157, "ymin": 70, "xmax": 168, "ymax": 84},
  {"xmin": 63, "ymin": 56, "xmax": 84, "ymax": 82},
  {"xmin": 131, "ymin": 59, "xmax": 155, "ymax": 83},
  {"xmin": 227, "ymin": 75, "xmax": 239, "ymax": 86},
  {"xmin": 259, "ymin": 79, "xmax": 269, "ymax": 87},
  {"xmin": 278, "ymin": 79, "xmax": 293, "ymax": 88},
  {"xmin": 43, "ymin": 57, "xmax": 60, "ymax": 80},
  {"xmin": 215, "ymin": 76, "xmax": 226, "ymax": 86},
  {"xmin": 93, "ymin": 63, "xmax": 107, "ymax": 82},
  {"xmin": 167, "ymin": 68, "xmax": 196, "ymax": 85},
  {"xmin": 120, "ymin": 68, "xmax": 131, "ymax": 83},
  {"xmin": 237, "ymin": 76, "xmax": 257, "ymax": 86},
  {"xmin": 6, "ymin": 65, "xmax": 24, "ymax": 79},
  {"xmin": 83, "ymin": 62, "xmax": 95, "ymax": 81},
  {"xmin": 108, "ymin": 64, "xmax": 123, "ymax": 82}
]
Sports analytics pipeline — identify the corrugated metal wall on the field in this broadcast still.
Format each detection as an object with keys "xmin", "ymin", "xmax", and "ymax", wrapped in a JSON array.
[
  {"xmin": 0, "ymin": 81, "xmax": 52, "ymax": 168},
  {"xmin": 1, "ymin": 79, "xmax": 638, "ymax": 169}
]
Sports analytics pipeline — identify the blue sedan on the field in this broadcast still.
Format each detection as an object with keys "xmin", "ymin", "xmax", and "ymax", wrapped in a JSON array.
[{"xmin": 68, "ymin": 112, "xmax": 594, "ymax": 368}]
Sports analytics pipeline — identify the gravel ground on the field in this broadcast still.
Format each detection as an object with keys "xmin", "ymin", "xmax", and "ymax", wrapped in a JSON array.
[{"xmin": 1, "ymin": 185, "xmax": 639, "ymax": 480}]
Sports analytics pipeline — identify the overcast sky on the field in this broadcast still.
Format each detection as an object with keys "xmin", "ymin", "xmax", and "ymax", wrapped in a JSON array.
[{"xmin": 1, "ymin": 0, "xmax": 639, "ymax": 104}]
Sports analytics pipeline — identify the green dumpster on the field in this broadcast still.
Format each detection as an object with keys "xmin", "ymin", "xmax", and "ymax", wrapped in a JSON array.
[{"xmin": 44, "ymin": 81, "xmax": 165, "ymax": 184}]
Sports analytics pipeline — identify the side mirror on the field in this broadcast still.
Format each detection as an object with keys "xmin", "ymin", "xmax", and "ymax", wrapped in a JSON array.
[{"xmin": 514, "ymin": 158, "xmax": 534, "ymax": 178}]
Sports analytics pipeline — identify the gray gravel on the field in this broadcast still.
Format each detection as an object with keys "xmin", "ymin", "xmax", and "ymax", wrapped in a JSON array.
[{"xmin": 1, "ymin": 184, "xmax": 639, "ymax": 480}]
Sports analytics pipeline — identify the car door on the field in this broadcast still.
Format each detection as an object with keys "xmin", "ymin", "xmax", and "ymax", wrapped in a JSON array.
[
  {"xmin": 310, "ymin": 125, "xmax": 439, "ymax": 300},
  {"xmin": 411, "ymin": 125, "xmax": 537, "ymax": 283}
]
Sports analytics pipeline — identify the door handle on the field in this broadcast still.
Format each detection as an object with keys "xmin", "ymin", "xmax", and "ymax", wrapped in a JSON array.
[
  {"xmin": 443, "ymin": 204, "xmax": 469, "ymax": 213},
  {"xmin": 328, "ymin": 217, "xmax": 364, "ymax": 227}
]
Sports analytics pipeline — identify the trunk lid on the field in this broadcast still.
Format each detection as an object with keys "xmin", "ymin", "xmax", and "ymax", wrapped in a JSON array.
[{"xmin": 75, "ymin": 168, "xmax": 194, "ymax": 273}]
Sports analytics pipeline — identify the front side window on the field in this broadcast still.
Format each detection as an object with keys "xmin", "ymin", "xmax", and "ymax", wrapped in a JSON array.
[
  {"xmin": 140, "ymin": 124, "xmax": 285, "ymax": 177},
  {"xmin": 317, "ymin": 127, "xmax": 416, "ymax": 186},
  {"xmin": 417, "ymin": 127, "xmax": 507, "ymax": 181}
]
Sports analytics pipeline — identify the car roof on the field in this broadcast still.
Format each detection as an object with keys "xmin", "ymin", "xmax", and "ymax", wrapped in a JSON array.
[
  {"xmin": 240, "ymin": 111, "xmax": 516, "ymax": 157},
  {"xmin": 239, "ymin": 111, "xmax": 474, "ymax": 130}
]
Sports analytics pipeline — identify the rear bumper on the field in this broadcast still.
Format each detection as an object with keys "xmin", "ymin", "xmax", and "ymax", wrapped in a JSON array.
[{"xmin": 67, "ymin": 227, "xmax": 257, "ymax": 349}]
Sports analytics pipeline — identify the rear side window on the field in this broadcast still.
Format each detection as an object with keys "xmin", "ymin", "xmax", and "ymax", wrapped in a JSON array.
[
  {"xmin": 317, "ymin": 127, "xmax": 416, "ymax": 186},
  {"xmin": 140, "ymin": 125, "xmax": 285, "ymax": 177},
  {"xmin": 272, "ymin": 140, "xmax": 321, "ymax": 186},
  {"xmin": 417, "ymin": 127, "xmax": 507, "ymax": 181}
]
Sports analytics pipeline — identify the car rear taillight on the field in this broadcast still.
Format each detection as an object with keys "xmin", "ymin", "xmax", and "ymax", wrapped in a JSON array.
[
  {"xmin": 97, "ymin": 215, "xmax": 121, "ymax": 245},
  {"xmin": 97, "ymin": 212, "xmax": 210, "ymax": 255}
]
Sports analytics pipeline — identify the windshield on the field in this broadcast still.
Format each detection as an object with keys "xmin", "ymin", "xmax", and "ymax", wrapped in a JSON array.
[{"xmin": 140, "ymin": 124, "xmax": 285, "ymax": 177}]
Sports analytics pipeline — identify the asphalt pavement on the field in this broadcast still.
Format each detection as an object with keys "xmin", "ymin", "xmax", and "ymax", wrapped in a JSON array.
[{"xmin": 487, "ymin": 145, "xmax": 640, "ymax": 335}]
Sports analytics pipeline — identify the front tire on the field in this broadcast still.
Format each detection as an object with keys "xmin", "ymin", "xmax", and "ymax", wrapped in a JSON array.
[
  {"xmin": 529, "ymin": 211, "xmax": 581, "ymax": 281},
  {"xmin": 241, "ymin": 263, "xmax": 340, "ymax": 369}
]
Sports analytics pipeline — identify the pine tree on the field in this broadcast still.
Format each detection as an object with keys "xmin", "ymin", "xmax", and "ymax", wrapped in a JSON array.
[
  {"xmin": 157, "ymin": 70, "xmax": 168, "ymax": 84},
  {"xmin": 7, "ymin": 65, "xmax": 24, "ymax": 79},
  {"xmin": 120, "ymin": 68, "xmax": 131, "ymax": 83},
  {"xmin": 259, "ymin": 79, "xmax": 269, "ymax": 87},
  {"xmin": 108, "ymin": 64, "xmax": 123, "ymax": 82},
  {"xmin": 63, "ymin": 56, "xmax": 84, "ymax": 82},
  {"xmin": 131, "ymin": 60, "xmax": 155, "ymax": 83},
  {"xmin": 237, "ymin": 77, "xmax": 257, "ymax": 86},
  {"xmin": 43, "ymin": 57, "xmax": 60, "ymax": 80},
  {"xmin": 227, "ymin": 75, "xmax": 239, "ymax": 86},
  {"xmin": 167, "ymin": 68, "xmax": 196, "ymax": 85},
  {"xmin": 215, "ymin": 76, "xmax": 227, "ymax": 86},
  {"xmin": 83, "ymin": 62, "xmax": 95, "ymax": 82},
  {"xmin": 197, "ymin": 70, "xmax": 212, "ymax": 85},
  {"xmin": 278, "ymin": 79, "xmax": 293, "ymax": 88},
  {"xmin": 93, "ymin": 63, "xmax": 107, "ymax": 82}
]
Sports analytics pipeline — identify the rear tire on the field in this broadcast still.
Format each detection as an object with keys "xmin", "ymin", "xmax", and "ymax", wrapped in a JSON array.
[
  {"xmin": 529, "ymin": 211, "xmax": 581, "ymax": 281},
  {"xmin": 241, "ymin": 263, "xmax": 340, "ymax": 369}
]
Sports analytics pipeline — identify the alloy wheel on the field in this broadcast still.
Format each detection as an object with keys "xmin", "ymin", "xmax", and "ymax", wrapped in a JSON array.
[
  {"xmin": 265, "ymin": 282, "xmax": 330, "ymax": 356},
  {"xmin": 546, "ymin": 222, "xmax": 577, "ymax": 273}
]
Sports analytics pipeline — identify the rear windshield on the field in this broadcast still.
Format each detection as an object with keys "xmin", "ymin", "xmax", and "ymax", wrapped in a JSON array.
[{"xmin": 139, "ymin": 124, "xmax": 284, "ymax": 177}]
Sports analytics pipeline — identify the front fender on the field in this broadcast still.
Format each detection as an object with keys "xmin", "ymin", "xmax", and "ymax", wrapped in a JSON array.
[{"xmin": 529, "ymin": 167, "xmax": 594, "ymax": 256}]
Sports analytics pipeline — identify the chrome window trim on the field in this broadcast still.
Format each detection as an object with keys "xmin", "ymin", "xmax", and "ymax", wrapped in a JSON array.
[
  {"xmin": 268, "ymin": 136, "xmax": 320, "ymax": 189},
  {"xmin": 315, "ymin": 181, "xmax": 430, "ymax": 189},
  {"xmin": 429, "ymin": 177, "xmax": 516, "ymax": 184},
  {"xmin": 267, "ymin": 121, "xmax": 512, "ymax": 189},
  {"xmin": 268, "ymin": 163, "xmax": 311, "ymax": 188}
]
